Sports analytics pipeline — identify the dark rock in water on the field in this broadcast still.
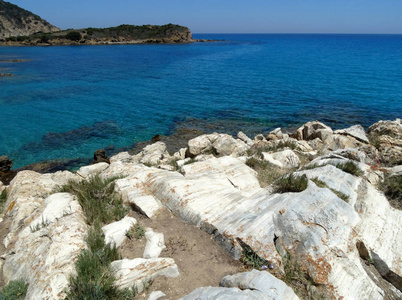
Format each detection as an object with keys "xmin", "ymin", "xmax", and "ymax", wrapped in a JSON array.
[
  {"xmin": 0, "ymin": 73, "xmax": 13, "ymax": 77},
  {"xmin": 0, "ymin": 155, "xmax": 13, "ymax": 172},
  {"xmin": 151, "ymin": 134, "xmax": 161, "ymax": 143},
  {"xmin": 18, "ymin": 157, "xmax": 91, "ymax": 174},
  {"xmin": 93, "ymin": 149, "xmax": 110, "ymax": 164}
]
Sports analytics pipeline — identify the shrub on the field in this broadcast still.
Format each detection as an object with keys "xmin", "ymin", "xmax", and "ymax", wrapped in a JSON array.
[
  {"xmin": 0, "ymin": 280, "xmax": 28, "ymax": 300},
  {"xmin": 126, "ymin": 223, "xmax": 145, "ymax": 240},
  {"xmin": 272, "ymin": 173, "xmax": 308, "ymax": 194},
  {"xmin": 60, "ymin": 175, "xmax": 128, "ymax": 225},
  {"xmin": 65, "ymin": 31, "xmax": 82, "ymax": 41},
  {"xmin": 240, "ymin": 243, "xmax": 269, "ymax": 270},
  {"xmin": 335, "ymin": 161, "xmax": 363, "ymax": 177},
  {"xmin": 380, "ymin": 174, "xmax": 402, "ymax": 210}
]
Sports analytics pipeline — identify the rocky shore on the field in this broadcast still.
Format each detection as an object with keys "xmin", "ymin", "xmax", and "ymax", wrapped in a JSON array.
[{"xmin": 0, "ymin": 119, "xmax": 401, "ymax": 299}]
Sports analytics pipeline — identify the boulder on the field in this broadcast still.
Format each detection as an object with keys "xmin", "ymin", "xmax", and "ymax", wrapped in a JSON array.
[
  {"xmin": 102, "ymin": 216, "xmax": 137, "ymax": 247},
  {"xmin": 187, "ymin": 134, "xmax": 214, "ymax": 157},
  {"xmin": 143, "ymin": 228, "xmax": 166, "ymax": 259},
  {"xmin": 237, "ymin": 131, "xmax": 254, "ymax": 147},
  {"xmin": 212, "ymin": 134, "xmax": 248, "ymax": 157},
  {"xmin": 266, "ymin": 128, "xmax": 283, "ymax": 141},
  {"xmin": 111, "ymin": 258, "xmax": 179, "ymax": 292},
  {"xmin": 140, "ymin": 142, "xmax": 171, "ymax": 165},
  {"xmin": 181, "ymin": 287, "xmax": 265, "ymax": 299},
  {"xmin": 291, "ymin": 121, "xmax": 333, "ymax": 142},
  {"xmin": 77, "ymin": 162, "xmax": 109, "ymax": 179},
  {"xmin": 2, "ymin": 193, "xmax": 87, "ymax": 300},
  {"xmin": 221, "ymin": 269, "xmax": 299, "ymax": 299},
  {"xmin": 334, "ymin": 124, "xmax": 369, "ymax": 143},
  {"xmin": 262, "ymin": 149, "xmax": 300, "ymax": 169},
  {"xmin": 93, "ymin": 148, "xmax": 110, "ymax": 164},
  {"xmin": 0, "ymin": 155, "xmax": 13, "ymax": 172},
  {"xmin": 148, "ymin": 291, "xmax": 167, "ymax": 300},
  {"xmin": 368, "ymin": 118, "xmax": 402, "ymax": 138}
]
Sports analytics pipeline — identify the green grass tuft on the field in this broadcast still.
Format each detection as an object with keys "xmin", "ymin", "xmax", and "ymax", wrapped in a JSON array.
[
  {"xmin": 380, "ymin": 174, "xmax": 402, "ymax": 210},
  {"xmin": 247, "ymin": 140, "xmax": 297, "ymax": 157},
  {"xmin": 246, "ymin": 158, "xmax": 286, "ymax": 188},
  {"xmin": 66, "ymin": 226, "xmax": 135, "ymax": 300},
  {"xmin": 311, "ymin": 178, "xmax": 349, "ymax": 202},
  {"xmin": 335, "ymin": 161, "xmax": 363, "ymax": 177},
  {"xmin": 0, "ymin": 189, "xmax": 7, "ymax": 214},
  {"xmin": 0, "ymin": 280, "xmax": 28, "ymax": 300},
  {"xmin": 273, "ymin": 173, "xmax": 308, "ymax": 194},
  {"xmin": 60, "ymin": 175, "xmax": 128, "ymax": 225}
]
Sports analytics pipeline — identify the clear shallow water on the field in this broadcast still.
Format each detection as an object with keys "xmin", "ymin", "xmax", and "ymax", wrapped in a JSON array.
[{"xmin": 0, "ymin": 34, "xmax": 401, "ymax": 169}]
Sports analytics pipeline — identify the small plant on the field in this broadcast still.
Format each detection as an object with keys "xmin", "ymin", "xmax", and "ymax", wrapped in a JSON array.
[
  {"xmin": 29, "ymin": 217, "xmax": 51, "ymax": 233},
  {"xmin": 238, "ymin": 240, "xmax": 269, "ymax": 270},
  {"xmin": 0, "ymin": 280, "xmax": 28, "ymax": 300},
  {"xmin": 183, "ymin": 158, "xmax": 197, "ymax": 166},
  {"xmin": 134, "ymin": 223, "xmax": 145, "ymax": 239},
  {"xmin": 380, "ymin": 174, "xmax": 402, "ymax": 210},
  {"xmin": 335, "ymin": 161, "xmax": 363, "ymax": 177},
  {"xmin": 0, "ymin": 189, "xmax": 7, "ymax": 214},
  {"xmin": 60, "ymin": 175, "xmax": 128, "ymax": 225},
  {"xmin": 273, "ymin": 173, "xmax": 308, "ymax": 194}
]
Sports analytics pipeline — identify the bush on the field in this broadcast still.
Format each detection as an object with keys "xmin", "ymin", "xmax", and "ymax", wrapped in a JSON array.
[
  {"xmin": 65, "ymin": 31, "xmax": 82, "ymax": 41},
  {"xmin": 272, "ymin": 173, "xmax": 308, "ymax": 194},
  {"xmin": 380, "ymin": 174, "xmax": 402, "ymax": 210},
  {"xmin": 240, "ymin": 242, "xmax": 269, "ymax": 270},
  {"xmin": 60, "ymin": 175, "xmax": 128, "ymax": 225},
  {"xmin": 0, "ymin": 280, "xmax": 28, "ymax": 300},
  {"xmin": 246, "ymin": 158, "xmax": 286, "ymax": 188}
]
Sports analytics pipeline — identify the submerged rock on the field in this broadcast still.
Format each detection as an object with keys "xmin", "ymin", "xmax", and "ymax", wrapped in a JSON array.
[{"xmin": 0, "ymin": 155, "xmax": 13, "ymax": 172}]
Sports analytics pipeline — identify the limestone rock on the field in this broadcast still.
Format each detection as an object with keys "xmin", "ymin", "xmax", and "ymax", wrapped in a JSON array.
[
  {"xmin": 148, "ymin": 291, "xmax": 167, "ymax": 300},
  {"xmin": 266, "ymin": 128, "xmax": 283, "ymax": 141},
  {"xmin": 2, "ymin": 193, "xmax": 87, "ymax": 300},
  {"xmin": 102, "ymin": 216, "xmax": 137, "ymax": 247},
  {"xmin": 391, "ymin": 165, "xmax": 402, "ymax": 176},
  {"xmin": 0, "ymin": 155, "xmax": 13, "ymax": 172},
  {"xmin": 221, "ymin": 269, "xmax": 299, "ymax": 299},
  {"xmin": 140, "ymin": 142, "xmax": 171, "ymax": 166},
  {"xmin": 368, "ymin": 118, "xmax": 402, "ymax": 138},
  {"xmin": 237, "ymin": 131, "xmax": 254, "ymax": 146},
  {"xmin": 334, "ymin": 124, "xmax": 369, "ymax": 143},
  {"xmin": 110, "ymin": 151, "xmax": 135, "ymax": 164},
  {"xmin": 77, "ymin": 162, "xmax": 109, "ymax": 179},
  {"xmin": 262, "ymin": 149, "xmax": 300, "ymax": 169},
  {"xmin": 0, "ymin": 181, "xmax": 4, "ymax": 193},
  {"xmin": 181, "ymin": 287, "xmax": 265, "ymax": 299},
  {"xmin": 187, "ymin": 134, "xmax": 214, "ymax": 157},
  {"xmin": 212, "ymin": 134, "xmax": 248, "ymax": 157},
  {"xmin": 111, "ymin": 258, "xmax": 179, "ymax": 292},
  {"xmin": 143, "ymin": 228, "xmax": 166, "ymax": 259},
  {"xmin": 254, "ymin": 134, "xmax": 266, "ymax": 142},
  {"xmin": 292, "ymin": 121, "xmax": 333, "ymax": 142}
]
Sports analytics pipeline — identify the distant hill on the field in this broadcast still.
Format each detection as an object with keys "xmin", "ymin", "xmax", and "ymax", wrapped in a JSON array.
[
  {"xmin": 1, "ymin": 24, "xmax": 195, "ymax": 45},
  {"xmin": 0, "ymin": 0, "xmax": 59, "ymax": 38}
]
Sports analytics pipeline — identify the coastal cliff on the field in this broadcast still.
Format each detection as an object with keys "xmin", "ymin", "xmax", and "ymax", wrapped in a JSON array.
[
  {"xmin": 0, "ymin": 119, "xmax": 401, "ymax": 299},
  {"xmin": 0, "ymin": 0, "xmax": 59, "ymax": 39}
]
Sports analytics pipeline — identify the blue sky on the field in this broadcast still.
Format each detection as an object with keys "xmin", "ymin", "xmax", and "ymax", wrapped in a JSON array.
[{"xmin": 9, "ymin": 0, "xmax": 402, "ymax": 34}]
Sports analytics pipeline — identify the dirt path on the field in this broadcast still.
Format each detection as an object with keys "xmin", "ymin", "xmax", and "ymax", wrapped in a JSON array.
[{"xmin": 120, "ymin": 208, "xmax": 243, "ymax": 299}]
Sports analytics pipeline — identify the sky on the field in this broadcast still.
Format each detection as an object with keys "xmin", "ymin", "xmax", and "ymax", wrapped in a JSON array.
[{"xmin": 8, "ymin": 0, "xmax": 402, "ymax": 34}]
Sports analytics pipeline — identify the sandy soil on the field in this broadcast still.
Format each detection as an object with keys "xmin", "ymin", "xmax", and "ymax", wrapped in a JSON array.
[{"xmin": 120, "ymin": 208, "xmax": 243, "ymax": 299}]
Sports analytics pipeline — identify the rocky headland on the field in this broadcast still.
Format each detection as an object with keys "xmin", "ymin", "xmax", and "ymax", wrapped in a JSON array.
[
  {"xmin": 0, "ymin": 118, "xmax": 401, "ymax": 299},
  {"xmin": 0, "ymin": 0, "xmax": 59, "ymax": 39}
]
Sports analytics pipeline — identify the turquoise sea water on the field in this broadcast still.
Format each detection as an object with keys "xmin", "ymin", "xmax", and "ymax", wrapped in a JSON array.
[{"xmin": 0, "ymin": 34, "xmax": 401, "ymax": 169}]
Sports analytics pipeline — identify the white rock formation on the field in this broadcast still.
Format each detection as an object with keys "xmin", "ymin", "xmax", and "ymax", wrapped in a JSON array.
[
  {"xmin": 262, "ymin": 149, "xmax": 300, "ymax": 169},
  {"xmin": 148, "ymin": 291, "xmax": 167, "ymax": 300},
  {"xmin": 143, "ymin": 228, "xmax": 166, "ymax": 259},
  {"xmin": 292, "ymin": 121, "xmax": 333, "ymax": 142},
  {"xmin": 237, "ymin": 131, "xmax": 254, "ymax": 146},
  {"xmin": 181, "ymin": 287, "xmax": 265, "ymax": 299},
  {"xmin": 221, "ymin": 270, "xmax": 299, "ymax": 299},
  {"xmin": 111, "ymin": 258, "xmax": 179, "ymax": 292},
  {"xmin": 335, "ymin": 124, "xmax": 369, "ymax": 143},
  {"xmin": 102, "ymin": 216, "xmax": 137, "ymax": 247},
  {"xmin": 77, "ymin": 162, "xmax": 109, "ymax": 179},
  {"xmin": 2, "ymin": 193, "xmax": 87, "ymax": 300}
]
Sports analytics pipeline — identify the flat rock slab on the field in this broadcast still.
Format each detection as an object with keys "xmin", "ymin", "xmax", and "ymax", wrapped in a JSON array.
[
  {"xmin": 77, "ymin": 162, "xmax": 109, "ymax": 178},
  {"xmin": 128, "ymin": 192, "xmax": 162, "ymax": 218},
  {"xmin": 143, "ymin": 228, "xmax": 165, "ymax": 259},
  {"xmin": 111, "ymin": 258, "xmax": 179, "ymax": 293},
  {"xmin": 180, "ymin": 287, "xmax": 265, "ymax": 299},
  {"xmin": 102, "ymin": 216, "xmax": 137, "ymax": 247}
]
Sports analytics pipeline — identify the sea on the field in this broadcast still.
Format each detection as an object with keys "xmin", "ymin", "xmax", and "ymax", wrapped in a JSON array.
[{"xmin": 0, "ymin": 34, "xmax": 401, "ymax": 169}]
